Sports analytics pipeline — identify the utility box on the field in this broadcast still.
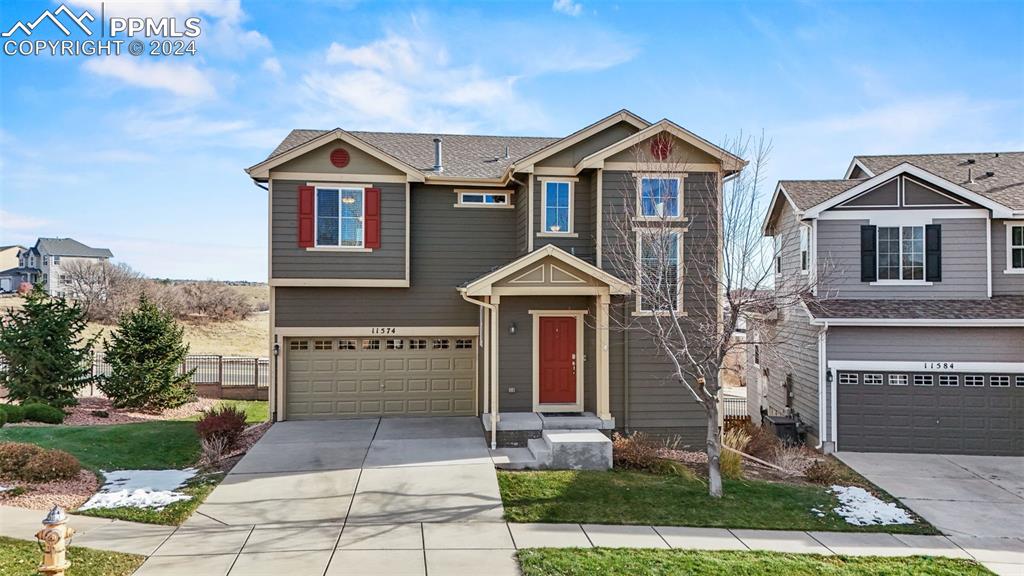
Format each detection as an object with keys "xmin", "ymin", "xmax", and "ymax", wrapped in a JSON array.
[{"xmin": 764, "ymin": 414, "xmax": 800, "ymax": 445}]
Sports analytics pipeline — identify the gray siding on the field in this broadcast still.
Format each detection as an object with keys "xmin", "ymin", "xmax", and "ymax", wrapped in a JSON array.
[
  {"xmin": 272, "ymin": 180, "xmax": 406, "ymax": 279},
  {"xmin": 275, "ymin": 140, "xmax": 404, "ymax": 175},
  {"xmin": 827, "ymin": 326, "xmax": 1024, "ymax": 363},
  {"xmin": 533, "ymin": 172, "xmax": 596, "ymax": 263},
  {"xmin": 993, "ymin": 219, "xmax": 1024, "ymax": 296},
  {"xmin": 817, "ymin": 217, "xmax": 989, "ymax": 299},
  {"xmin": 535, "ymin": 121, "xmax": 639, "ymax": 168},
  {"xmin": 275, "ymin": 184, "xmax": 517, "ymax": 327},
  {"xmin": 514, "ymin": 180, "xmax": 530, "ymax": 256},
  {"xmin": 497, "ymin": 296, "xmax": 594, "ymax": 413}
]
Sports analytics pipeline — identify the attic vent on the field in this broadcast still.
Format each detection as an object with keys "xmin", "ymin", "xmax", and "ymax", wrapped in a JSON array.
[
  {"xmin": 966, "ymin": 158, "xmax": 976, "ymax": 164},
  {"xmin": 985, "ymin": 171, "xmax": 995, "ymax": 178},
  {"xmin": 504, "ymin": 145, "xmax": 510, "ymax": 160},
  {"xmin": 433, "ymin": 137, "xmax": 444, "ymax": 173}
]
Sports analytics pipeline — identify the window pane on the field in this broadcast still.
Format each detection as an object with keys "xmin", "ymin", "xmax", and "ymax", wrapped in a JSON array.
[
  {"xmin": 1012, "ymin": 226, "xmax": 1023, "ymax": 246},
  {"xmin": 317, "ymin": 189, "xmax": 340, "ymax": 246},
  {"xmin": 545, "ymin": 182, "xmax": 570, "ymax": 232},
  {"xmin": 340, "ymin": 189, "xmax": 363, "ymax": 247},
  {"xmin": 641, "ymin": 178, "xmax": 679, "ymax": 217},
  {"xmin": 462, "ymin": 194, "xmax": 484, "ymax": 203},
  {"xmin": 640, "ymin": 233, "xmax": 679, "ymax": 311},
  {"xmin": 902, "ymin": 226, "xmax": 924, "ymax": 280},
  {"xmin": 1013, "ymin": 248, "xmax": 1024, "ymax": 269},
  {"xmin": 487, "ymin": 194, "xmax": 507, "ymax": 204},
  {"xmin": 877, "ymin": 227, "xmax": 899, "ymax": 280}
]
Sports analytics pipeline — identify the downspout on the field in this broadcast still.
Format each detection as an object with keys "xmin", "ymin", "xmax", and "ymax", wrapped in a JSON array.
[
  {"xmin": 622, "ymin": 299, "xmax": 631, "ymax": 433},
  {"xmin": 815, "ymin": 321, "xmax": 829, "ymax": 450},
  {"xmin": 461, "ymin": 291, "xmax": 499, "ymax": 449}
]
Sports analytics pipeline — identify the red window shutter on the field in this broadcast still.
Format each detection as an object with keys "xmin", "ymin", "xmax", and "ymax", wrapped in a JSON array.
[
  {"xmin": 365, "ymin": 187, "xmax": 381, "ymax": 249},
  {"xmin": 298, "ymin": 186, "xmax": 315, "ymax": 248}
]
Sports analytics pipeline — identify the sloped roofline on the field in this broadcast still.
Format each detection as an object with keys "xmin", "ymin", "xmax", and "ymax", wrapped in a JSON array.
[
  {"xmin": 804, "ymin": 162, "xmax": 1014, "ymax": 218},
  {"xmin": 843, "ymin": 158, "xmax": 874, "ymax": 179},
  {"xmin": 510, "ymin": 109, "xmax": 651, "ymax": 172},
  {"xmin": 460, "ymin": 244, "xmax": 631, "ymax": 296},
  {"xmin": 574, "ymin": 118, "xmax": 747, "ymax": 173},
  {"xmin": 760, "ymin": 182, "xmax": 803, "ymax": 235},
  {"xmin": 245, "ymin": 128, "xmax": 427, "ymax": 182}
]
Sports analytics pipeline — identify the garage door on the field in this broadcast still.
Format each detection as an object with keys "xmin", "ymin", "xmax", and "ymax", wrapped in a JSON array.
[
  {"xmin": 837, "ymin": 371, "xmax": 1024, "ymax": 456},
  {"xmin": 285, "ymin": 336, "xmax": 476, "ymax": 420}
]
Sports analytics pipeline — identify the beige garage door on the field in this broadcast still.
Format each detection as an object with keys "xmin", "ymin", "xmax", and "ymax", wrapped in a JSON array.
[{"xmin": 285, "ymin": 336, "xmax": 476, "ymax": 420}]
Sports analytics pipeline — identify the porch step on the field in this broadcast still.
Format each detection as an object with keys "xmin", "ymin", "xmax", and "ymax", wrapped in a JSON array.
[
  {"xmin": 490, "ymin": 447, "xmax": 539, "ymax": 470},
  {"xmin": 491, "ymin": 430, "xmax": 611, "ymax": 471}
]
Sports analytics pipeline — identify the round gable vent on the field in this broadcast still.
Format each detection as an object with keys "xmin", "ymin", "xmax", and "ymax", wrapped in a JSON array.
[
  {"xmin": 650, "ymin": 136, "xmax": 673, "ymax": 161},
  {"xmin": 330, "ymin": 147, "xmax": 351, "ymax": 168}
]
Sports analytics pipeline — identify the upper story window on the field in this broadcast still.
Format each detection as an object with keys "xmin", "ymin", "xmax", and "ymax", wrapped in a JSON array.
[
  {"xmin": 774, "ymin": 235, "xmax": 782, "ymax": 275},
  {"xmin": 637, "ymin": 230, "xmax": 680, "ymax": 313},
  {"xmin": 640, "ymin": 177, "xmax": 680, "ymax": 218},
  {"xmin": 878, "ymin": 225, "xmax": 924, "ymax": 281},
  {"xmin": 316, "ymin": 187, "xmax": 364, "ymax": 247},
  {"xmin": 799, "ymin": 225, "xmax": 810, "ymax": 274},
  {"xmin": 1009, "ymin": 223, "xmax": 1024, "ymax": 272},
  {"xmin": 542, "ymin": 181, "xmax": 573, "ymax": 234},
  {"xmin": 457, "ymin": 192, "xmax": 509, "ymax": 207}
]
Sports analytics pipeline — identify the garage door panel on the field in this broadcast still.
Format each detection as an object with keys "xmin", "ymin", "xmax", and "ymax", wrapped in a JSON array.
[
  {"xmin": 286, "ymin": 337, "xmax": 476, "ymax": 420},
  {"xmin": 838, "ymin": 370, "xmax": 1022, "ymax": 456}
]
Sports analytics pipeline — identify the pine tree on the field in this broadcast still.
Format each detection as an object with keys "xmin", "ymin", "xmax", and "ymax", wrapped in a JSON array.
[
  {"xmin": 100, "ymin": 295, "xmax": 196, "ymax": 410},
  {"xmin": 0, "ymin": 286, "xmax": 96, "ymax": 407}
]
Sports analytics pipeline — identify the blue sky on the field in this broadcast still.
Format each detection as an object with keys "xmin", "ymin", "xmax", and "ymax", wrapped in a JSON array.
[{"xmin": 1, "ymin": 0, "xmax": 1022, "ymax": 281}]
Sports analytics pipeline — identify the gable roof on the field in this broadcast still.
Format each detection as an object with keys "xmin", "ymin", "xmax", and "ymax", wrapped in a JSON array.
[
  {"xmin": 35, "ymin": 238, "xmax": 113, "ymax": 258},
  {"xmin": 803, "ymin": 295, "xmax": 1024, "ymax": 326},
  {"xmin": 511, "ymin": 109, "xmax": 650, "ymax": 170},
  {"xmin": 460, "ymin": 244, "xmax": 631, "ymax": 296},
  {"xmin": 776, "ymin": 179, "xmax": 865, "ymax": 211},
  {"xmin": 849, "ymin": 152, "xmax": 1024, "ymax": 210},
  {"xmin": 575, "ymin": 118, "xmax": 748, "ymax": 173}
]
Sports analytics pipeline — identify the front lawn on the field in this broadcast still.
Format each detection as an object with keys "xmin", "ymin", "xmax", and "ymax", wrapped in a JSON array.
[
  {"xmin": 188, "ymin": 399, "xmax": 268, "ymax": 424},
  {"xmin": 0, "ymin": 421, "xmax": 200, "ymax": 471},
  {"xmin": 75, "ymin": 474, "xmax": 221, "ymax": 525},
  {"xmin": 0, "ymin": 536, "xmax": 143, "ymax": 576},
  {"xmin": 498, "ymin": 470, "xmax": 936, "ymax": 534},
  {"xmin": 517, "ymin": 549, "xmax": 992, "ymax": 576}
]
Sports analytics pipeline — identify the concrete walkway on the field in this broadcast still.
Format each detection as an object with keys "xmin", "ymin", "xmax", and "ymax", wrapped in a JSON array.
[{"xmin": 4, "ymin": 506, "xmax": 1022, "ymax": 576}]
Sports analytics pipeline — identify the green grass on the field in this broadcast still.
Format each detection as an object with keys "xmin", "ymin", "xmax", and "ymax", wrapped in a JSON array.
[
  {"xmin": 498, "ymin": 470, "xmax": 937, "ymax": 534},
  {"xmin": 0, "ymin": 421, "xmax": 200, "ymax": 471},
  {"xmin": 76, "ymin": 474, "xmax": 221, "ymax": 526},
  {"xmin": 185, "ymin": 400, "xmax": 268, "ymax": 424},
  {"xmin": 517, "ymin": 549, "xmax": 992, "ymax": 576},
  {"xmin": 0, "ymin": 536, "xmax": 143, "ymax": 576}
]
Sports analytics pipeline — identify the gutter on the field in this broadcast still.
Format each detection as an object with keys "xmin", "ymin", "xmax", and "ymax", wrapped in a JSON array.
[{"xmin": 460, "ymin": 291, "xmax": 499, "ymax": 449}]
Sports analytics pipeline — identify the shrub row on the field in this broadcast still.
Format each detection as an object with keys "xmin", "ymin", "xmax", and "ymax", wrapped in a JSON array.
[{"xmin": 0, "ymin": 403, "xmax": 64, "ymax": 424}]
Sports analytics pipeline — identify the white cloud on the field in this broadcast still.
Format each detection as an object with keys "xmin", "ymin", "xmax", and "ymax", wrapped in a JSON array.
[
  {"xmin": 553, "ymin": 0, "xmax": 583, "ymax": 16},
  {"xmin": 261, "ymin": 57, "xmax": 283, "ymax": 75},
  {"xmin": 0, "ymin": 210, "xmax": 51, "ymax": 231},
  {"xmin": 83, "ymin": 57, "xmax": 217, "ymax": 98}
]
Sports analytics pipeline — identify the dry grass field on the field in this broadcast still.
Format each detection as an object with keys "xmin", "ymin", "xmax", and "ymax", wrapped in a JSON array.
[{"xmin": 0, "ymin": 284, "xmax": 270, "ymax": 357}]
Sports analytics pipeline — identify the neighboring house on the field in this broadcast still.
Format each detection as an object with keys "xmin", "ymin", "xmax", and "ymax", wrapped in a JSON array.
[
  {"xmin": 0, "ymin": 245, "xmax": 25, "ymax": 291},
  {"xmin": 7, "ymin": 238, "xmax": 113, "ymax": 297},
  {"xmin": 247, "ymin": 110, "xmax": 746, "ymax": 451},
  {"xmin": 753, "ymin": 152, "xmax": 1024, "ymax": 456}
]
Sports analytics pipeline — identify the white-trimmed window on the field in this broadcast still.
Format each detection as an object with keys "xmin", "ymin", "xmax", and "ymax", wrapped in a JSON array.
[
  {"xmin": 408, "ymin": 339, "xmax": 427, "ymax": 350},
  {"xmin": 338, "ymin": 340, "xmax": 357, "ymax": 350},
  {"xmin": 637, "ymin": 230, "xmax": 681, "ymax": 313},
  {"xmin": 289, "ymin": 340, "xmax": 309, "ymax": 351},
  {"xmin": 639, "ymin": 177, "xmax": 681, "ymax": 218},
  {"xmin": 316, "ymin": 187, "xmax": 365, "ymax": 247},
  {"xmin": 1008, "ymin": 224, "xmax": 1024, "ymax": 272},
  {"xmin": 877, "ymin": 226, "xmax": 924, "ymax": 281},
  {"xmin": 964, "ymin": 374, "xmax": 984, "ymax": 387},
  {"xmin": 939, "ymin": 374, "xmax": 959, "ymax": 386},
  {"xmin": 1017, "ymin": 375, "xmax": 1024, "ymax": 387},
  {"xmin": 863, "ymin": 373, "xmax": 883, "ymax": 385},
  {"xmin": 800, "ymin": 225, "xmax": 810, "ymax": 274},
  {"xmin": 313, "ymin": 340, "xmax": 333, "ymax": 350},
  {"xmin": 838, "ymin": 372, "xmax": 858, "ymax": 385},
  {"xmin": 542, "ymin": 180, "xmax": 573, "ymax": 233},
  {"xmin": 888, "ymin": 374, "xmax": 908, "ymax": 386},
  {"xmin": 774, "ymin": 235, "xmax": 782, "ymax": 275},
  {"xmin": 457, "ymin": 192, "xmax": 509, "ymax": 207},
  {"xmin": 432, "ymin": 338, "xmax": 450, "ymax": 350},
  {"xmin": 362, "ymin": 339, "xmax": 381, "ymax": 350},
  {"xmin": 386, "ymin": 339, "xmax": 404, "ymax": 350},
  {"xmin": 455, "ymin": 338, "xmax": 473, "ymax": 349},
  {"xmin": 913, "ymin": 374, "xmax": 933, "ymax": 386},
  {"xmin": 990, "ymin": 375, "xmax": 1010, "ymax": 387}
]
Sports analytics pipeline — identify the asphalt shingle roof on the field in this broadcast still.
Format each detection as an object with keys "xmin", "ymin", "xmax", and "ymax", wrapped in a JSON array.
[
  {"xmin": 779, "ymin": 152, "xmax": 1024, "ymax": 211},
  {"xmin": 35, "ymin": 238, "xmax": 112, "ymax": 258},
  {"xmin": 266, "ymin": 129, "xmax": 560, "ymax": 180},
  {"xmin": 803, "ymin": 296, "xmax": 1024, "ymax": 321}
]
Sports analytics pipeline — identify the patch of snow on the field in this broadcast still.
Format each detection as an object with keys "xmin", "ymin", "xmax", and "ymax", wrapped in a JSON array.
[
  {"xmin": 0, "ymin": 485, "xmax": 9, "ymax": 493},
  {"xmin": 78, "ymin": 469, "xmax": 198, "ymax": 511},
  {"xmin": 830, "ymin": 485, "xmax": 914, "ymax": 526}
]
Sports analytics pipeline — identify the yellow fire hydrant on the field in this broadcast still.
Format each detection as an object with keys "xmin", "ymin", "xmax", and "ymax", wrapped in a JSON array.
[{"xmin": 35, "ymin": 505, "xmax": 75, "ymax": 576}]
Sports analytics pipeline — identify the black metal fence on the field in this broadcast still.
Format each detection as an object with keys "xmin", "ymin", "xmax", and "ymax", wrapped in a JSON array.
[{"xmin": 91, "ymin": 354, "xmax": 269, "ymax": 389}]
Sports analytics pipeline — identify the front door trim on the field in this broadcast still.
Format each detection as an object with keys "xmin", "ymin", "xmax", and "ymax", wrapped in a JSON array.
[{"xmin": 529, "ymin": 309, "xmax": 586, "ymax": 412}]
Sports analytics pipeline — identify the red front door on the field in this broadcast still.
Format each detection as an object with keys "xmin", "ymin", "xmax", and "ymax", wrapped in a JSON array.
[{"xmin": 539, "ymin": 316, "xmax": 577, "ymax": 405}]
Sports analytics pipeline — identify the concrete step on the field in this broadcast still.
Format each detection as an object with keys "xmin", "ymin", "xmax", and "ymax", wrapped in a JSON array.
[
  {"xmin": 542, "ymin": 430, "xmax": 612, "ymax": 470},
  {"xmin": 527, "ymin": 438, "xmax": 551, "ymax": 463},
  {"xmin": 490, "ymin": 447, "xmax": 540, "ymax": 470}
]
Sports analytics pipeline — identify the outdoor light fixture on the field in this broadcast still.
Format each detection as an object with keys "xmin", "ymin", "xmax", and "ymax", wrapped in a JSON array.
[
  {"xmin": 826, "ymin": 370, "xmax": 833, "ymax": 384},
  {"xmin": 509, "ymin": 321, "xmax": 517, "ymax": 335},
  {"xmin": 273, "ymin": 343, "xmax": 280, "ymax": 357}
]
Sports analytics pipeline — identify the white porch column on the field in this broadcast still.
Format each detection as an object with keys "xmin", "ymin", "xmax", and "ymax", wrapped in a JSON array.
[
  {"xmin": 596, "ymin": 291, "xmax": 612, "ymax": 421},
  {"xmin": 481, "ymin": 299, "xmax": 490, "ymax": 417},
  {"xmin": 490, "ymin": 295, "xmax": 500, "ymax": 449}
]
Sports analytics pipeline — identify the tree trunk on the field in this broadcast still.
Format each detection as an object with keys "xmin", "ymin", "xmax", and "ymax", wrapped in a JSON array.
[{"xmin": 706, "ymin": 402, "xmax": 723, "ymax": 498}]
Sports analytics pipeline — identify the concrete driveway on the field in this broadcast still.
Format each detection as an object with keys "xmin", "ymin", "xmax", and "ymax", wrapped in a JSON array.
[
  {"xmin": 836, "ymin": 452, "xmax": 1024, "ymax": 539},
  {"xmin": 196, "ymin": 416, "xmax": 505, "ymax": 526}
]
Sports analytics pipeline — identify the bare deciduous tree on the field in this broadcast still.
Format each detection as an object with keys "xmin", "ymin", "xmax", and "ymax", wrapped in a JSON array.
[
  {"xmin": 605, "ymin": 133, "xmax": 821, "ymax": 497},
  {"xmin": 61, "ymin": 260, "xmax": 145, "ymax": 321}
]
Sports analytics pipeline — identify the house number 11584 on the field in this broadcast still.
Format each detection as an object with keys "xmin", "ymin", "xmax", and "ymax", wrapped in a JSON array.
[{"xmin": 923, "ymin": 362, "xmax": 955, "ymax": 370}]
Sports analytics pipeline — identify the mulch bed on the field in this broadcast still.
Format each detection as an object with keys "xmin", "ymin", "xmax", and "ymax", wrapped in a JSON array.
[
  {"xmin": 62, "ymin": 397, "xmax": 219, "ymax": 425},
  {"xmin": 0, "ymin": 469, "xmax": 99, "ymax": 511}
]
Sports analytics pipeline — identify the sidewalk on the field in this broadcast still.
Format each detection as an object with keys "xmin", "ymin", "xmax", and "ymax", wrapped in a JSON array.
[{"xmin": 3, "ymin": 506, "xmax": 1021, "ymax": 576}]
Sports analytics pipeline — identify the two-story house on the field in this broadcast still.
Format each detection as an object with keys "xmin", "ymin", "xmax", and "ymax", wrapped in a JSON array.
[
  {"xmin": 754, "ymin": 152, "xmax": 1023, "ymax": 457},
  {"xmin": 6, "ymin": 238, "xmax": 114, "ymax": 297},
  {"xmin": 247, "ymin": 110, "xmax": 746, "ymax": 452}
]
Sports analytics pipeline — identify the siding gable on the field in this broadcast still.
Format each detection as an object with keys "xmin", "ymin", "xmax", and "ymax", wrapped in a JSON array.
[
  {"xmin": 274, "ymin": 141, "xmax": 406, "ymax": 176},
  {"xmin": 535, "ymin": 121, "xmax": 641, "ymax": 168}
]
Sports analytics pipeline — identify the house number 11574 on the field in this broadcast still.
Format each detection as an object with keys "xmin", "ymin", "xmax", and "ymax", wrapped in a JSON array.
[{"xmin": 371, "ymin": 327, "xmax": 396, "ymax": 335}]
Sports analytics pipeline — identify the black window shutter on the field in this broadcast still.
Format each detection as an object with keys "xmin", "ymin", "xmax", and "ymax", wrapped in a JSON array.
[
  {"xmin": 860, "ymin": 225, "xmax": 877, "ymax": 282},
  {"xmin": 925, "ymin": 224, "xmax": 942, "ymax": 282}
]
